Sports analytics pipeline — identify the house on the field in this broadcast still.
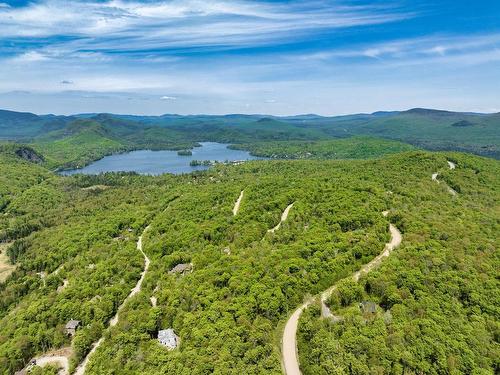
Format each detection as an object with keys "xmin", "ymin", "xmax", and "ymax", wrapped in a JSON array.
[
  {"xmin": 168, "ymin": 263, "xmax": 193, "ymax": 275},
  {"xmin": 65, "ymin": 320, "xmax": 81, "ymax": 336},
  {"xmin": 359, "ymin": 301, "xmax": 377, "ymax": 314},
  {"xmin": 158, "ymin": 328, "xmax": 179, "ymax": 350}
]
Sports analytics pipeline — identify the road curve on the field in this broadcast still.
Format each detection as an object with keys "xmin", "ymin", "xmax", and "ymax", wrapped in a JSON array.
[
  {"xmin": 268, "ymin": 203, "xmax": 294, "ymax": 233},
  {"xmin": 432, "ymin": 161, "xmax": 457, "ymax": 196},
  {"xmin": 282, "ymin": 215, "xmax": 402, "ymax": 375},
  {"xmin": 74, "ymin": 225, "xmax": 151, "ymax": 375}
]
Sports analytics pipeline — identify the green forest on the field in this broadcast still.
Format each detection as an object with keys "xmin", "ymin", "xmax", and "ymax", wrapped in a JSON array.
[
  {"xmin": 1, "ymin": 108, "xmax": 499, "ymax": 172},
  {"xmin": 230, "ymin": 137, "xmax": 416, "ymax": 159},
  {"xmin": 1, "ymin": 0, "xmax": 499, "ymax": 373},
  {"xmin": 0, "ymin": 141, "xmax": 498, "ymax": 374}
]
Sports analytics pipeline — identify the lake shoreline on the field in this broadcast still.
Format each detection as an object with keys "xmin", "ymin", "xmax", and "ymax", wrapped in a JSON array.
[{"xmin": 58, "ymin": 142, "xmax": 264, "ymax": 176}]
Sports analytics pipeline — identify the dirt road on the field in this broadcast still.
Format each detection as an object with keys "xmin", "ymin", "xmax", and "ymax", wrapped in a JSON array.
[
  {"xmin": 75, "ymin": 225, "xmax": 151, "ymax": 375},
  {"xmin": 233, "ymin": 190, "xmax": 244, "ymax": 216},
  {"xmin": 268, "ymin": 203, "xmax": 294, "ymax": 233},
  {"xmin": 0, "ymin": 242, "xmax": 15, "ymax": 282},
  {"xmin": 19, "ymin": 348, "xmax": 71, "ymax": 375},
  {"xmin": 35, "ymin": 355, "xmax": 69, "ymax": 374},
  {"xmin": 433, "ymin": 161, "xmax": 457, "ymax": 195},
  {"xmin": 281, "ymin": 215, "xmax": 402, "ymax": 375}
]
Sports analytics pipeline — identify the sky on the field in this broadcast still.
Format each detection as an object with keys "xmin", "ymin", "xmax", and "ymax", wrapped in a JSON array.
[{"xmin": 0, "ymin": 0, "xmax": 500, "ymax": 115}]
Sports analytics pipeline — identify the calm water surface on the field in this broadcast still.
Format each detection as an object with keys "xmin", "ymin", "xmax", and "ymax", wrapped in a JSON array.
[{"xmin": 60, "ymin": 142, "xmax": 262, "ymax": 175}]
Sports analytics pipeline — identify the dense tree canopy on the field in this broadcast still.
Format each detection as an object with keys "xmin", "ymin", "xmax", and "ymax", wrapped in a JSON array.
[{"xmin": 0, "ymin": 146, "xmax": 498, "ymax": 375}]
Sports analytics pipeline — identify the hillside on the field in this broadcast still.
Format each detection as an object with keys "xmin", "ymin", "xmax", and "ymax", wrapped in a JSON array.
[
  {"xmin": 345, "ymin": 109, "xmax": 500, "ymax": 158},
  {"xmin": 0, "ymin": 147, "xmax": 498, "ymax": 374},
  {"xmin": 0, "ymin": 110, "xmax": 70, "ymax": 140},
  {"xmin": 1, "ymin": 108, "xmax": 499, "ymax": 168},
  {"xmin": 297, "ymin": 152, "xmax": 500, "ymax": 374},
  {"xmin": 231, "ymin": 137, "xmax": 417, "ymax": 159},
  {"xmin": 30, "ymin": 120, "xmax": 122, "ymax": 168}
]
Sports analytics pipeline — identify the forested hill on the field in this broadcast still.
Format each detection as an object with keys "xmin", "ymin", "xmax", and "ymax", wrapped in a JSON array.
[
  {"xmin": 0, "ymin": 108, "xmax": 499, "ymax": 168},
  {"xmin": 0, "ymin": 146, "xmax": 498, "ymax": 374}
]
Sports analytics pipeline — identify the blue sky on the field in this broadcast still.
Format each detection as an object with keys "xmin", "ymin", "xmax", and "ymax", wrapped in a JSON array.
[{"xmin": 0, "ymin": 0, "xmax": 499, "ymax": 115}]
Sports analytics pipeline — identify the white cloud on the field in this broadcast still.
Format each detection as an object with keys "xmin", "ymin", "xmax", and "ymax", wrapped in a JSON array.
[
  {"xmin": 11, "ymin": 51, "xmax": 51, "ymax": 63},
  {"xmin": 295, "ymin": 33, "xmax": 500, "ymax": 67},
  {"xmin": 427, "ymin": 45, "xmax": 447, "ymax": 56},
  {"xmin": 0, "ymin": 0, "xmax": 412, "ymax": 47},
  {"xmin": 1, "ymin": 2, "xmax": 498, "ymax": 115}
]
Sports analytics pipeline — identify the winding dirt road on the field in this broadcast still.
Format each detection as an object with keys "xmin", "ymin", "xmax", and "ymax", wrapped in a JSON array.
[
  {"xmin": 281, "ymin": 214, "xmax": 402, "ymax": 375},
  {"xmin": 268, "ymin": 203, "xmax": 294, "ymax": 233},
  {"xmin": 74, "ymin": 225, "xmax": 151, "ymax": 375},
  {"xmin": 233, "ymin": 190, "xmax": 244, "ymax": 216},
  {"xmin": 432, "ymin": 161, "xmax": 457, "ymax": 196}
]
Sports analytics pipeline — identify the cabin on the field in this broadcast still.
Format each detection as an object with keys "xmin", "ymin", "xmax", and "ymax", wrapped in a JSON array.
[
  {"xmin": 359, "ymin": 301, "xmax": 377, "ymax": 315},
  {"xmin": 168, "ymin": 263, "xmax": 193, "ymax": 275},
  {"xmin": 65, "ymin": 319, "xmax": 81, "ymax": 336},
  {"xmin": 158, "ymin": 328, "xmax": 179, "ymax": 350}
]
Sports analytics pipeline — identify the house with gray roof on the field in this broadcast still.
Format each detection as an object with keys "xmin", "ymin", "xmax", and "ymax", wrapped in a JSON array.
[
  {"xmin": 65, "ymin": 319, "xmax": 81, "ymax": 336},
  {"xmin": 158, "ymin": 328, "xmax": 179, "ymax": 350},
  {"xmin": 168, "ymin": 263, "xmax": 193, "ymax": 275}
]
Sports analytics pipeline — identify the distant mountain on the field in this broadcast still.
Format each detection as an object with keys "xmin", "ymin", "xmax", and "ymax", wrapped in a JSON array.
[
  {"xmin": 0, "ymin": 110, "xmax": 73, "ymax": 140},
  {"xmin": 403, "ymin": 108, "xmax": 489, "ymax": 116},
  {"xmin": 404, "ymin": 108, "xmax": 458, "ymax": 116},
  {"xmin": 0, "ymin": 109, "xmax": 40, "ymax": 122},
  {"xmin": 0, "ymin": 108, "xmax": 498, "ymax": 158},
  {"xmin": 371, "ymin": 111, "xmax": 400, "ymax": 117}
]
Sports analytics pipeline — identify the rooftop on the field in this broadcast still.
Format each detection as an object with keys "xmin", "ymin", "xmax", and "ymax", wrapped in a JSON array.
[
  {"xmin": 168, "ymin": 263, "xmax": 192, "ymax": 275},
  {"xmin": 65, "ymin": 320, "xmax": 81, "ymax": 329}
]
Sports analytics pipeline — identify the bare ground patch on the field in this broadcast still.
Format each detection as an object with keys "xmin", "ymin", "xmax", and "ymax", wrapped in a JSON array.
[{"xmin": 0, "ymin": 242, "xmax": 15, "ymax": 282}]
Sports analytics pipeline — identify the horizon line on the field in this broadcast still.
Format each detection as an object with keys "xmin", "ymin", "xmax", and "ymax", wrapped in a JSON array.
[{"xmin": 1, "ymin": 107, "xmax": 497, "ymax": 118}]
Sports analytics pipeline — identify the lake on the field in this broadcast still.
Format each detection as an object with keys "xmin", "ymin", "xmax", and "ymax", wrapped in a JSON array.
[{"xmin": 60, "ymin": 142, "xmax": 263, "ymax": 175}]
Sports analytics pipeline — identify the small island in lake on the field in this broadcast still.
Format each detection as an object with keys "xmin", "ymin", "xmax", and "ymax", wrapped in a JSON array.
[{"xmin": 177, "ymin": 150, "xmax": 192, "ymax": 156}]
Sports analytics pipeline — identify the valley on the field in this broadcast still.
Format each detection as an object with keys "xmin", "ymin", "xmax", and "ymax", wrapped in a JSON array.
[{"xmin": 1, "ymin": 108, "xmax": 499, "ymax": 174}]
